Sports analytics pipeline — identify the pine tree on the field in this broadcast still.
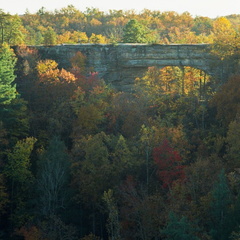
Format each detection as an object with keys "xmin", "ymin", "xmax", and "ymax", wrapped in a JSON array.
[
  {"xmin": 0, "ymin": 43, "xmax": 16, "ymax": 105},
  {"xmin": 162, "ymin": 211, "xmax": 199, "ymax": 240},
  {"xmin": 123, "ymin": 19, "xmax": 153, "ymax": 43},
  {"xmin": 210, "ymin": 169, "xmax": 232, "ymax": 240}
]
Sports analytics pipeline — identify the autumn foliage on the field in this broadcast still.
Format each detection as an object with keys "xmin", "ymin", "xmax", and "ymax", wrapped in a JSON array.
[
  {"xmin": 1, "ymin": 8, "xmax": 240, "ymax": 240},
  {"xmin": 153, "ymin": 139, "xmax": 185, "ymax": 188}
]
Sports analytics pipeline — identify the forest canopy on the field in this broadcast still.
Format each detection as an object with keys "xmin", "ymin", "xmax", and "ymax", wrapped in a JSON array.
[
  {"xmin": 0, "ymin": 6, "xmax": 240, "ymax": 240},
  {"xmin": 0, "ymin": 6, "xmax": 240, "ymax": 45}
]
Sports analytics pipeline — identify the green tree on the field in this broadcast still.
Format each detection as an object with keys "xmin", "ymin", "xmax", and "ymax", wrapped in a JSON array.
[
  {"xmin": 0, "ymin": 11, "xmax": 24, "ymax": 45},
  {"xmin": 123, "ymin": 19, "xmax": 154, "ymax": 43},
  {"xmin": 225, "ymin": 119, "xmax": 240, "ymax": 169},
  {"xmin": 209, "ymin": 169, "xmax": 232, "ymax": 240},
  {"xmin": 0, "ymin": 43, "xmax": 17, "ymax": 105},
  {"xmin": 43, "ymin": 27, "xmax": 57, "ymax": 45},
  {"xmin": 0, "ymin": 98, "xmax": 30, "ymax": 146},
  {"xmin": 112, "ymin": 135, "xmax": 132, "ymax": 168},
  {"xmin": 71, "ymin": 132, "xmax": 113, "ymax": 234},
  {"xmin": 73, "ymin": 132, "xmax": 111, "ymax": 203},
  {"xmin": 192, "ymin": 16, "xmax": 213, "ymax": 36},
  {"xmin": 4, "ymin": 137, "xmax": 37, "ymax": 227},
  {"xmin": 139, "ymin": 125, "xmax": 154, "ymax": 191},
  {"xmin": 36, "ymin": 136, "xmax": 70, "ymax": 217},
  {"xmin": 162, "ymin": 211, "xmax": 199, "ymax": 240},
  {"xmin": 5, "ymin": 137, "xmax": 36, "ymax": 184},
  {"xmin": 103, "ymin": 189, "xmax": 121, "ymax": 240},
  {"xmin": 0, "ymin": 45, "xmax": 30, "ymax": 147}
]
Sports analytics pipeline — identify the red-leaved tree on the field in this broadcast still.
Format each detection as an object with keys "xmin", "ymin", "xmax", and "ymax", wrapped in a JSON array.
[{"xmin": 153, "ymin": 139, "xmax": 185, "ymax": 189}]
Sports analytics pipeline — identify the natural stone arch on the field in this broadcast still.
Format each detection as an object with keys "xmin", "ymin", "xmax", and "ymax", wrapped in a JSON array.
[{"xmin": 17, "ymin": 44, "xmax": 222, "ymax": 91}]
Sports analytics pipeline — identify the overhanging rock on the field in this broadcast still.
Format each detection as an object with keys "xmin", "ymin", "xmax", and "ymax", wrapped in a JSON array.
[{"xmin": 25, "ymin": 44, "xmax": 222, "ymax": 91}]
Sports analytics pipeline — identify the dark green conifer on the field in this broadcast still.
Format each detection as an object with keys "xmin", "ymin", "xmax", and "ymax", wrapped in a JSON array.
[{"xmin": 0, "ymin": 43, "xmax": 17, "ymax": 105}]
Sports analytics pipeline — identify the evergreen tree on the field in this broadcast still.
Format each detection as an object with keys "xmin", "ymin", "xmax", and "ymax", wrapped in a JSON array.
[
  {"xmin": 0, "ymin": 98, "xmax": 30, "ymax": 146},
  {"xmin": 162, "ymin": 211, "xmax": 199, "ymax": 240},
  {"xmin": 0, "ymin": 43, "xmax": 16, "ymax": 105},
  {"xmin": 123, "ymin": 19, "xmax": 154, "ymax": 43},
  {"xmin": 0, "ymin": 11, "xmax": 24, "ymax": 45},
  {"xmin": 210, "ymin": 169, "xmax": 232, "ymax": 240}
]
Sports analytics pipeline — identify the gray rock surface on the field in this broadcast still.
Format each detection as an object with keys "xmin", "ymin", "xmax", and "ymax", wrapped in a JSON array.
[{"xmin": 29, "ymin": 44, "xmax": 221, "ymax": 91}]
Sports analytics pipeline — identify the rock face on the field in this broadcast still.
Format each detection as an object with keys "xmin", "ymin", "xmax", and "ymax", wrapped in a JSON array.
[{"xmin": 31, "ymin": 44, "xmax": 220, "ymax": 91}]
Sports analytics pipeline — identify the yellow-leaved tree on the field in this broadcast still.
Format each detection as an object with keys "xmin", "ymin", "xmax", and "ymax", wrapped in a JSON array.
[{"xmin": 211, "ymin": 17, "xmax": 238, "ymax": 59}]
